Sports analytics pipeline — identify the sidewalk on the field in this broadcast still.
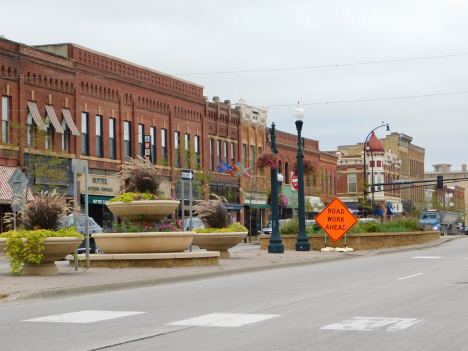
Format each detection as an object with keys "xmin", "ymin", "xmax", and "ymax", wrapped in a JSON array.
[{"xmin": 0, "ymin": 236, "xmax": 461, "ymax": 305}]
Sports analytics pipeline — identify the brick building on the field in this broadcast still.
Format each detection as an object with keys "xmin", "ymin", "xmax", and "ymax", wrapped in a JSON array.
[
  {"xmin": 336, "ymin": 132, "xmax": 403, "ymax": 219},
  {"xmin": 338, "ymin": 132, "xmax": 425, "ymax": 214},
  {"xmin": 0, "ymin": 37, "xmax": 245, "ymax": 229}
]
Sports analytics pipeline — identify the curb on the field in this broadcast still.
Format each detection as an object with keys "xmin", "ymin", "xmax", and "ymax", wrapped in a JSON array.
[{"xmin": 2, "ymin": 236, "xmax": 462, "ymax": 303}]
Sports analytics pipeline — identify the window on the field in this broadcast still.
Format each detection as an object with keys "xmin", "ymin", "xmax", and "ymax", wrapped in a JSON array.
[
  {"xmin": 250, "ymin": 145, "xmax": 254, "ymax": 168},
  {"xmin": 81, "ymin": 112, "xmax": 89, "ymax": 156},
  {"xmin": 138, "ymin": 124, "xmax": 144, "ymax": 157},
  {"xmin": 2, "ymin": 97, "xmax": 9, "ymax": 143},
  {"xmin": 195, "ymin": 135, "xmax": 200, "ymax": 169},
  {"xmin": 62, "ymin": 118, "xmax": 68, "ymax": 152},
  {"xmin": 185, "ymin": 133, "xmax": 190, "ymax": 167},
  {"xmin": 175, "ymin": 131, "xmax": 180, "ymax": 168},
  {"xmin": 333, "ymin": 171, "xmax": 336, "ymax": 195},
  {"xmin": 96, "ymin": 115, "xmax": 103, "ymax": 158},
  {"xmin": 109, "ymin": 118, "xmax": 116, "ymax": 159},
  {"xmin": 224, "ymin": 141, "xmax": 228, "ymax": 163},
  {"xmin": 243, "ymin": 143, "xmax": 247, "ymax": 164},
  {"xmin": 124, "ymin": 121, "xmax": 131, "ymax": 159},
  {"xmin": 150, "ymin": 126, "xmax": 156, "ymax": 164},
  {"xmin": 376, "ymin": 173, "xmax": 382, "ymax": 191},
  {"xmin": 285, "ymin": 162, "xmax": 289, "ymax": 184},
  {"xmin": 161, "ymin": 129, "xmax": 167, "ymax": 164},
  {"xmin": 45, "ymin": 113, "xmax": 53, "ymax": 150},
  {"xmin": 210, "ymin": 139, "xmax": 214, "ymax": 171},
  {"xmin": 27, "ymin": 112, "xmax": 36, "ymax": 147},
  {"xmin": 231, "ymin": 143, "xmax": 235, "ymax": 164},
  {"xmin": 348, "ymin": 173, "xmax": 357, "ymax": 193},
  {"xmin": 217, "ymin": 140, "xmax": 221, "ymax": 166}
]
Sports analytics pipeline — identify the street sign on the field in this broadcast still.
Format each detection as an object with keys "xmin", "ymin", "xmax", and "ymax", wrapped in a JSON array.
[
  {"xmin": 8, "ymin": 168, "xmax": 29, "ymax": 212},
  {"xmin": 314, "ymin": 198, "xmax": 358, "ymax": 243},
  {"xmin": 181, "ymin": 169, "xmax": 194, "ymax": 181},
  {"xmin": 144, "ymin": 135, "xmax": 151, "ymax": 160},
  {"xmin": 292, "ymin": 174, "xmax": 298, "ymax": 190}
]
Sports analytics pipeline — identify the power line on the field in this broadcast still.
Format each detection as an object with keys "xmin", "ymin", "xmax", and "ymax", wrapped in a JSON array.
[{"xmin": 2, "ymin": 52, "xmax": 468, "ymax": 80}]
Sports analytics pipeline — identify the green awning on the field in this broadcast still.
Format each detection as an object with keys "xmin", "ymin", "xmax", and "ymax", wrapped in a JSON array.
[
  {"xmin": 81, "ymin": 195, "xmax": 115, "ymax": 205},
  {"xmin": 244, "ymin": 204, "xmax": 271, "ymax": 209}
]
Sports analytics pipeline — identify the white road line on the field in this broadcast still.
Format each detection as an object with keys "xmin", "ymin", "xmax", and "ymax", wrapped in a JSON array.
[
  {"xmin": 321, "ymin": 317, "xmax": 423, "ymax": 331},
  {"xmin": 412, "ymin": 256, "xmax": 441, "ymax": 259},
  {"xmin": 24, "ymin": 310, "xmax": 145, "ymax": 323},
  {"xmin": 167, "ymin": 313, "xmax": 280, "ymax": 327},
  {"xmin": 397, "ymin": 273, "xmax": 423, "ymax": 280}
]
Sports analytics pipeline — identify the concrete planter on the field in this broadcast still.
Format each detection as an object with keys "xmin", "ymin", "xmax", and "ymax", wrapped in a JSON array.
[
  {"xmin": 106, "ymin": 200, "xmax": 180, "ymax": 224},
  {"xmin": 192, "ymin": 232, "xmax": 248, "ymax": 259},
  {"xmin": 0, "ymin": 237, "xmax": 83, "ymax": 275},
  {"xmin": 92, "ymin": 231, "xmax": 195, "ymax": 254}
]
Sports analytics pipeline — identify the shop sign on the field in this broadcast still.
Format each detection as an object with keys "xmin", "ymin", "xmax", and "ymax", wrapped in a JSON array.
[
  {"xmin": 35, "ymin": 164, "xmax": 69, "ymax": 186},
  {"xmin": 80, "ymin": 175, "xmax": 122, "ymax": 196}
]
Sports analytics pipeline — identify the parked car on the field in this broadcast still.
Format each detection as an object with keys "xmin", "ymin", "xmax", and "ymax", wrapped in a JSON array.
[
  {"xmin": 59, "ymin": 215, "xmax": 102, "ymax": 254},
  {"xmin": 260, "ymin": 219, "xmax": 291, "ymax": 235},
  {"xmin": 358, "ymin": 218, "xmax": 379, "ymax": 223},
  {"xmin": 183, "ymin": 217, "xmax": 205, "ymax": 231}
]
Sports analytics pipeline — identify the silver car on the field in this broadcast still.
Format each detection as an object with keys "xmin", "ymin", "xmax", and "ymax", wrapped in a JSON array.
[{"xmin": 59, "ymin": 215, "xmax": 102, "ymax": 254}]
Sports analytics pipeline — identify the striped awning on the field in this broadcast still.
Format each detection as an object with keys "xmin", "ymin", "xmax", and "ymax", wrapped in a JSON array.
[
  {"xmin": 45, "ymin": 105, "xmax": 64, "ymax": 133},
  {"xmin": 27, "ymin": 101, "xmax": 46, "ymax": 131},
  {"xmin": 62, "ymin": 108, "xmax": 80, "ymax": 136},
  {"xmin": 0, "ymin": 167, "xmax": 35, "ymax": 204}
]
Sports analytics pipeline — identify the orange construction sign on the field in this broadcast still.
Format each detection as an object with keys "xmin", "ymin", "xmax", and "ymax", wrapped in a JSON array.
[{"xmin": 314, "ymin": 198, "xmax": 358, "ymax": 242}]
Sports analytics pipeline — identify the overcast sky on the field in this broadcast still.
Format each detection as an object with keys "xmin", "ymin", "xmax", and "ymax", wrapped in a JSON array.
[{"xmin": 2, "ymin": 0, "xmax": 467, "ymax": 171}]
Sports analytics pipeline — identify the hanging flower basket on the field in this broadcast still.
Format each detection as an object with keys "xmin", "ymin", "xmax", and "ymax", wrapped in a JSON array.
[
  {"xmin": 292, "ymin": 159, "xmax": 316, "ymax": 176},
  {"xmin": 255, "ymin": 151, "xmax": 279, "ymax": 169},
  {"xmin": 278, "ymin": 194, "xmax": 289, "ymax": 206}
]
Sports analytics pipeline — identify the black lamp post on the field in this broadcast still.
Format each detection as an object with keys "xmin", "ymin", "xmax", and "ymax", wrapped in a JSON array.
[
  {"xmin": 267, "ymin": 123, "xmax": 284, "ymax": 253},
  {"xmin": 363, "ymin": 123, "xmax": 390, "ymax": 216},
  {"xmin": 366, "ymin": 140, "xmax": 375, "ymax": 216},
  {"xmin": 294, "ymin": 103, "xmax": 310, "ymax": 251}
]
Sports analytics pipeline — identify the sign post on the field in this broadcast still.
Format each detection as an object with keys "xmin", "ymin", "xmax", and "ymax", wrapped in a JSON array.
[
  {"xmin": 291, "ymin": 173, "xmax": 298, "ymax": 220},
  {"xmin": 8, "ymin": 168, "xmax": 29, "ymax": 231},
  {"xmin": 314, "ymin": 198, "xmax": 358, "ymax": 247},
  {"xmin": 181, "ymin": 169, "xmax": 194, "ymax": 251},
  {"xmin": 144, "ymin": 135, "xmax": 151, "ymax": 160}
]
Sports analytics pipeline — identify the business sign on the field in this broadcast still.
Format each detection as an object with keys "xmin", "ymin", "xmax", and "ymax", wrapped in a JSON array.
[
  {"xmin": 292, "ymin": 174, "xmax": 298, "ymax": 190},
  {"xmin": 144, "ymin": 135, "xmax": 151, "ymax": 160},
  {"xmin": 80, "ymin": 175, "xmax": 122, "ymax": 196},
  {"xmin": 181, "ymin": 169, "xmax": 194, "ymax": 181},
  {"xmin": 314, "ymin": 198, "xmax": 358, "ymax": 242},
  {"xmin": 35, "ymin": 164, "xmax": 69, "ymax": 186}
]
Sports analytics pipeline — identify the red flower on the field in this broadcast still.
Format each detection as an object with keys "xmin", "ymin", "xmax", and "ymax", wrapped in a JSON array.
[{"xmin": 38, "ymin": 225, "xmax": 41, "ymax": 229}]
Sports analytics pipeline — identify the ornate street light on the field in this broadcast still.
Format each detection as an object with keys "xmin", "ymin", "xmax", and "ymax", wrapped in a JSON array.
[
  {"xmin": 294, "ymin": 103, "xmax": 310, "ymax": 251},
  {"xmin": 363, "ymin": 123, "xmax": 390, "ymax": 216},
  {"xmin": 266, "ymin": 123, "xmax": 284, "ymax": 253}
]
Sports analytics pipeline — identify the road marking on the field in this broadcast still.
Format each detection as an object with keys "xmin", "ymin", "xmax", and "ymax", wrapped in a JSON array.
[
  {"xmin": 412, "ymin": 256, "xmax": 441, "ymax": 259},
  {"xmin": 321, "ymin": 317, "xmax": 422, "ymax": 331},
  {"xmin": 167, "ymin": 313, "xmax": 280, "ymax": 327},
  {"xmin": 397, "ymin": 273, "xmax": 423, "ymax": 280},
  {"xmin": 24, "ymin": 310, "xmax": 145, "ymax": 323}
]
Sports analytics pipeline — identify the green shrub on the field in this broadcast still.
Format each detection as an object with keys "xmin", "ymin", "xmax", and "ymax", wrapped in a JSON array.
[{"xmin": 194, "ymin": 223, "xmax": 247, "ymax": 233}]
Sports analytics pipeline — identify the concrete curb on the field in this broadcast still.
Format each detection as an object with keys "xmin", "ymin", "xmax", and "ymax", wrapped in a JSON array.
[{"xmin": 2, "ymin": 236, "xmax": 462, "ymax": 303}]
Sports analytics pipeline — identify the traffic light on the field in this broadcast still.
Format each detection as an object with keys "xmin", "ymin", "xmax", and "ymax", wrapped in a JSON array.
[{"xmin": 437, "ymin": 175, "xmax": 443, "ymax": 189}]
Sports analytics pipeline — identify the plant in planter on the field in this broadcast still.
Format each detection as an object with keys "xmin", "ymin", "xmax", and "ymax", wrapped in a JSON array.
[
  {"xmin": 0, "ymin": 190, "xmax": 83, "ymax": 275},
  {"xmin": 292, "ymin": 158, "xmax": 316, "ymax": 176},
  {"xmin": 106, "ymin": 156, "xmax": 180, "ymax": 224},
  {"xmin": 255, "ymin": 151, "xmax": 280, "ymax": 170},
  {"xmin": 192, "ymin": 194, "xmax": 248, "ymax": 258},
  {"xmin": 278, "ymin": 193, "xmax": 289, "ymax": 207}
]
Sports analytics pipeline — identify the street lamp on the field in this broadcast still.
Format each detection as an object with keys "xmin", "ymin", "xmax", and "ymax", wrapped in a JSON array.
[
  {"xmin": 278, "ymin": 173, "xmax": 284, "ymax": 219},
  {"xmin": 366, "ymin": 140, "xmax": 374, "ymax": 216},
  {"xmin": 266, "ymin": 122, "xmax": 284, "ymax": 253},
  {"xmin": 363, "ymin": 123, "xmax": 390, "ymax": 217},
  {"xmin": 294, "ymin": 103, "xmax": 310, "ymax": 251}
]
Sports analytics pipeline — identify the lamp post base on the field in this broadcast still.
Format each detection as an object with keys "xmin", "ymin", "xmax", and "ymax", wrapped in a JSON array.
[
  {"xmin": 295, "ymin": 241, "xmax": 310, "ymax": 251},
  {"xmin": 268, "ymin": 242, "xmax": 284, "ymax": 253}
]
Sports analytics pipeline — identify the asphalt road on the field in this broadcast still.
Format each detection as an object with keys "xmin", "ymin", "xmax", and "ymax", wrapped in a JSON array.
[{"xmin": 2, "ymin": 238, "xmax": 468, "ymax": 351}]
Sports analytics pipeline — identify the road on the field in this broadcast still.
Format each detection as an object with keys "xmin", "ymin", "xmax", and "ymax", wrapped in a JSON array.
[{"xmin": 1, "ymin": 238, "xmax": 468, "ymax": 351}]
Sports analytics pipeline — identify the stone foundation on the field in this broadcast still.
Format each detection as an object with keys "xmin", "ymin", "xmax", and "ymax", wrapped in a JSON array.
[
  {"xmin": 259, "ymin": 231, "xmax": 440, "ymax": 251},
  {"xmin": 67, "ymin": 252, "xmax": 219, "ymax": 268}
]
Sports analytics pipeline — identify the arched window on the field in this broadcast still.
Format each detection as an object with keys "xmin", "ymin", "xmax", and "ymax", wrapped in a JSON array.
[
  {"xmin": 278, "ymin": 161, "xmax": 282, "ymax": 175},
  {"xmin": 285, "ymin": 162, "xmax": 289, "ymax": 184}
]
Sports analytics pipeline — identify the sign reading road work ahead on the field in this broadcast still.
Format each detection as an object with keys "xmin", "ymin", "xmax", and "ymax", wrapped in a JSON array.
[{"xmin": 314, "ymin": 198, "xmax": 358, "ymax": 242}]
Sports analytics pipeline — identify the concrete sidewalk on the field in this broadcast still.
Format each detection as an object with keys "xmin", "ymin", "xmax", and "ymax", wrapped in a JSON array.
[{"xmin": 0, "ymin": 236, "xmax": 461, "ymax": 305}]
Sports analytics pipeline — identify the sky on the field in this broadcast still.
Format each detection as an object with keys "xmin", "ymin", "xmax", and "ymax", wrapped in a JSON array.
[{"xmin": 2, "ymin": 0, "xmax": 467, "ymax": 171}]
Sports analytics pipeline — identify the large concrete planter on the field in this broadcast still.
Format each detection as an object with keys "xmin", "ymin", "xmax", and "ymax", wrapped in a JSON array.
[
  {"xmin": 192, "ymin": 232, "xmax": 248, "ymax": 259},
  {"xmin": 92, "ymin": 232, "xmax": 195, "ymax": 254},
  {"xmin": 106, "ymin": 200, "xmax": 180, "ymax": 224},
  {"xmin": 0, "ymin": 237, "xmax": 83, "ymax": 275}
]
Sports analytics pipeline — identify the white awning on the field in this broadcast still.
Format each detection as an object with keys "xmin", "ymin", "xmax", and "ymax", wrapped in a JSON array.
[
  {"xmin": 62, "ymin": 108, "xmax": 80, "ymax": 136},
  {"xmin": 45, "ymin": 105, "xmax": 64, "ymax": 133},
  {"xmin": 27, "ymin": 101, "xmax": 46, "ymax": 131},
  {"xmin": 0, "ymin": 166, "xmax": 35, "ymax": 203},
  {"xmin": 305, "ymin": 196, "xmax": 325, "ymax": 211}
]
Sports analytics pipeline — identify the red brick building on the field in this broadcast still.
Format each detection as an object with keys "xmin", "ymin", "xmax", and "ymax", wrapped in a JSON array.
[{"xmin": 0, "ymin": 37, "xmax": 245, "ymax": 229}]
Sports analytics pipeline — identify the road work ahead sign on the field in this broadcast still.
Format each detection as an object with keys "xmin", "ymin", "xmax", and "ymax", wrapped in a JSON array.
[{"xmin": 314, "ymin": 198, "xmax": 358, "ymax": 242}]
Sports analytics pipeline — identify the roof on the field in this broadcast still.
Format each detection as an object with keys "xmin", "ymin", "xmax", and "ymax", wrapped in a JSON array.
[{"xmin": 367, "ymin": 132, "xmax": 385, "ymax": 152}]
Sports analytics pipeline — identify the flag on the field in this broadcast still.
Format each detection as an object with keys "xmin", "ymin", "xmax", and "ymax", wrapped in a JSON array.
[{"xmin": 222, "ymin": 162, "xmax": 235, "ymax": 177}]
